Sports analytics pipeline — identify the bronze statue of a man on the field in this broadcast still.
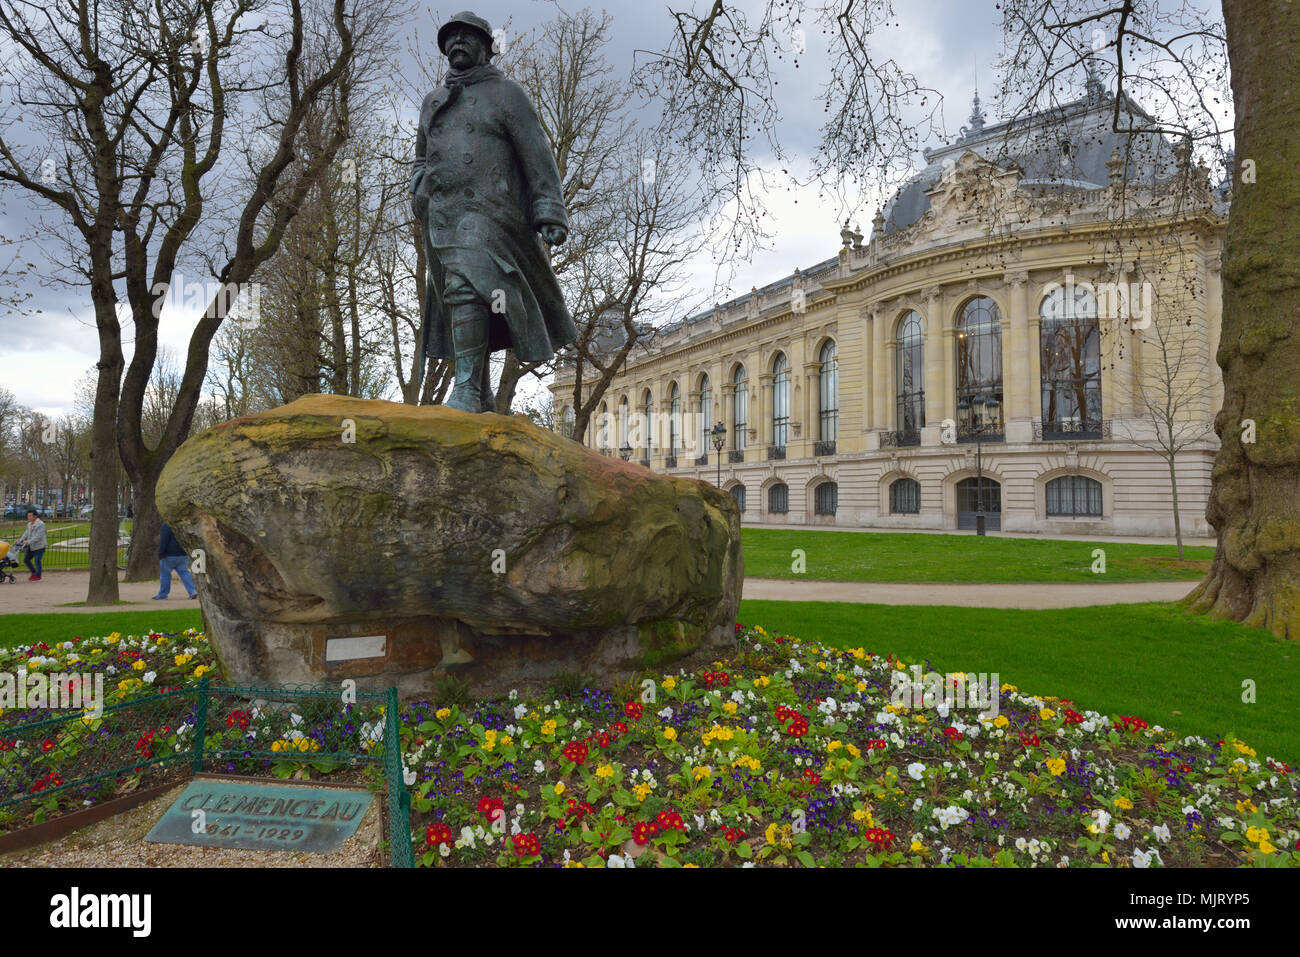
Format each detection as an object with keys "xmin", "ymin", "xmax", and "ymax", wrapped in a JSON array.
[{"xmin": 411, "ymin": 11, "xmax": 578, "ymax": 413}]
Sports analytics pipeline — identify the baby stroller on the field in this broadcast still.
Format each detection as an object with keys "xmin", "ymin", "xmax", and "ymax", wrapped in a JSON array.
[{"xmin": 0, "ymin": 540, "xmax": 20, "ymax": 584}]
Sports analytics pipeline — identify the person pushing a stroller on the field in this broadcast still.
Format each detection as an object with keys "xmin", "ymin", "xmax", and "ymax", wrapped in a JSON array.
[{"xmin": 13, "ymin": 507, "xmax": 46, "ymax": 582}]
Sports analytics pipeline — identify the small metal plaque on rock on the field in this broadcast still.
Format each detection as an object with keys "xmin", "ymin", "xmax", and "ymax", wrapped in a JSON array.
[{"xmin": 145, "ymin": 778, "xmax": 372, "ymax": 853}]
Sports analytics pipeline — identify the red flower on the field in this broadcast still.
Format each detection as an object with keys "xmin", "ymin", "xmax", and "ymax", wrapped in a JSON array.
[
  {"xmin": 722, "ymin": 825, "xmax": 746, "ymax": 843},
  {"xmin": 656, "ymin": 810, "xmax": 685, "ymax": 831},
  {"xmin": 477, "ymin": 796, "xmax": 505, "ymax": 823},
  {"xmin": 562, "ymin": 740, "xmax": 589, "ymax": 765},
  {"xmin": 0, "ymin": 740, "xmax": 14, "ymax": 752},
  {"xmin": 623, "ymin": 702, "xmax": 644, "ymax": 720},
  {"xmin": 1019, "ymin": 733, "xmax": 1040, "ymax": 749},
  {"xmin": 613, "ymin": 721, "xmax": 628, "ymax": 734},
  {"xmin": 803, "ymin": 769, "xmax": 821, "ymax": 786},
  {"xmin": 867, "ymin": 739, "xmax": 887, "ymax": 750},
  {"xmin": 703, "ymin": 670, "xmax": 731, "ymax": 689},
  {"xmin": 943, "ymin": 726, "xmax": 963, "ymax": 742},
  {"xmin": 513, "ymin": 832, "xmax": 541, "ymax": 857},
  {"xmin": 1117, "ymin": 715, "xmax": 1149, "ymax": 732},
  {"xmin": 632, "ymin": 821, "xmax": 659, "ymax": 845},
  {"xmin": 1063, "ymin": 709, "xmax": 1084, "ymax": 725},
  {"xmin": 425, "ymin": 823, "xmax": 453, "ymax": 847},
  {"xmin": 41, "ymin": 738, "xmax": 55, "ymax": 753},
  {"xmin": 864, "ymin": 827, "xmax": 896, "ymax": 847},
  {"xmin": 598, "ymin": 731, "xmax": 612, "ymax": 749}
]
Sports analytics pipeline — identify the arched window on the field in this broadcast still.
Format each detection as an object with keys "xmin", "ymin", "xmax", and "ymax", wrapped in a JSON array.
[
  {"xmin": 730, "ymin": 484, "xmax": 747, "ymax": 512},
  {"xmin": 1040, "ymin": 285, "xmax": 1102, "ymax": 438},
  {"xmin": 698, "ymin": 373, "xmax": 711, "ymax": 458},
  {"xmin": 1046, "ymin": 474, "xmax": 1103, "ymax": 517},
  {"xmin": 890, "ymin": 478, "xmax": 921, "ymax": 514},
  {"xmin": 956, "ymin": 476, "xmax": 1002, "ymax": 531},
  {"xmin": 814, "ymin": 481, "xmax": 838, "ymax": 516},
  {"xmin": 732, "ymin": 366, "xmax": 747, "ymax": 451},
  {"xmin": 955, "ymin": 297, "xmax": 1004, "ymax": 441},
  {"xmin": 668, "ymin": 382, "xmax": 681, "ymax": 456},
  {"xmin": 560, "ymin": 406, "xmax": 575, "ymax": 439},
  {"xmin": 768, "ymin": 483, "xmax": 789, "ymax": 514},
  {"xmin": 597, "ymin": 401, "xmax": 610, "ymax": 450},
  {"xmin": 772, "ymin": 353, "xmax": 790, "ymax": 450},
  {"xmin": 618, "ymin": 396, "xmax": 629, "ymax": 450},
  {"xmin": 818, "ymin": 340, "xmax": 838, "ymax": 445},
  {"xmin": 896, "ymin": 311, "xmax": 925, "ymax": 443}
]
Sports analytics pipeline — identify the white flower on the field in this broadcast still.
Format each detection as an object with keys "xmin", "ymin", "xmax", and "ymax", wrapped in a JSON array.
[
  {"xmin": 657, "ymin": 707, "xmax": 674, "ymax": 720},
  {"xmin": 513, "ymin": 703, "xmax": 528, "ymax": 719},
  {"xmin": 607, "ymin": 854, "xmax": 628, "ymax": 868},
  {"xmin": 1151, "ymin": 823, "xmax": 1171, "ymax": 843},
  {"xmin": 438, "ymin": 843, "xmax": 451, "ymax": 858},
  {"xmin": 402, "ymin": 766, "xmax": 416, "ymax": 786},
  {"xmin": 1113, "ymin": 822, "xmax": 1131, "ymax": 841},
  {"xmin": 1015, "ymin": 837, "xmax": 1028, "ymax": 851},
  {"xmin": 1132, "ymin": 847, "xmax": 1163, "ymax": 868},
  {"xmin": 142, "ymin": 671, "xmax": 156, "ymax": 684},
  {"xmin": 907, "ymin": 762, "xmax": 926, "ymax": 781},
  {"xmin": 533, "ymin": 760, "xmax": 545, "ymax": 774}
]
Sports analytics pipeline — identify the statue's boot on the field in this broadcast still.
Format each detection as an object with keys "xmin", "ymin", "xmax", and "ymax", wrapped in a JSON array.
[{"xmin": 446, "ymin": 304, "xmax": 488, "ymax": 413}]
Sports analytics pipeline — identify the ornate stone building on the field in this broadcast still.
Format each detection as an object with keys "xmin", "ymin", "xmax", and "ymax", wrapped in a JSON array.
[{"xmin": 552, "ymin": 89, "xmax": 1228, "ymax": 537}]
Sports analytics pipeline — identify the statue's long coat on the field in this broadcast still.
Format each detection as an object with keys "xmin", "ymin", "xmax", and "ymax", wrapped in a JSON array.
[{"xmin": 411, "ymin": 64, "xmax": 577, "ymax": 363}]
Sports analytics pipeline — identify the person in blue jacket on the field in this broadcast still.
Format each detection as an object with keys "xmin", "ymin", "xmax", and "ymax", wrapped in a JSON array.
[{"xmin": 153, "ymin": 522, "xmax": 198, "ymax": 600}]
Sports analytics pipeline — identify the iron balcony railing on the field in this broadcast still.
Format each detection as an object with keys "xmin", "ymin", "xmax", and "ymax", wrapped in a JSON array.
[
  {"xmin": 880, "ymin": 429, "xmax": 922, "ymax": 448},
  {"xmin": 813, "ymin": 440, "xmax": 837, "ymax": 457},
  {"xmin": 728, "ymin": 450, "xmax": 745, "ymax": 463},
  {"xmin": 1034, "ymin": 417, "xmax": 1112, "ymax": 441},
  {"xmin": 767, "ymin": 446, "xmax": 786, "ymax": 461}
]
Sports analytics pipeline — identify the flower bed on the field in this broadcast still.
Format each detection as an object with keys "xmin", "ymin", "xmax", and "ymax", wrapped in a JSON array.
[
  {"xmin": 396, "ymin": 625, "xmax": 1299, "ymax": 867},
  {"xmin": 0, "ymin": 630, "xmax": 386, "ymax": 833},
  {"xmin": 4, "ymin": 623, "xmax": 1298, "ymax": 867}
]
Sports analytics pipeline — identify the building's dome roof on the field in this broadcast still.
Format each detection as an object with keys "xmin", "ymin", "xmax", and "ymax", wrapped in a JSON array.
[{"xmin": 878, "ymin": 90, "xmax": 1184, "ymax": 236}]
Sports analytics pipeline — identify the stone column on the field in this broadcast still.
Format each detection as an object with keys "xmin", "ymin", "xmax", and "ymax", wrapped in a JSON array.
[
  {"xmin": 923, "ymin": 286, "xmax": 945, "ymax": 441},
  {"xmin": 1004, "ymin": 271, "xmax": 1032, "ymax": 443},
  {"xmin": 870, "ymin": 306, "xmax": 887, "ymax": 436}
]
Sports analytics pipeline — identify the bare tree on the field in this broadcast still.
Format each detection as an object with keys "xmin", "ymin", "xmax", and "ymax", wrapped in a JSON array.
[{"xmin": 0, "ymin": 0, "xmax": 406, "ymax": 597}]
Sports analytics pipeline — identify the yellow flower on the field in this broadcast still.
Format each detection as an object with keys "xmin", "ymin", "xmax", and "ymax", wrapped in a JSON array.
[
  {"xmin": 682, "ymin": 863, "xmax": 699, "ymax": 868},
  {"xmin": 132, "ymin": 659, "xmax": 145, "ymax": 671},
  {"xmin": 106, "ymin": 634, "xmax": 120, "ymax": 644},
  {"xmin": 117, "ymin": 680, "xmax": 132, "ymax": 692},
  {"xmin": 851, "ymin": 648, "xmax": 866, "ymax": 660},
  {"xmin": 1001, "ymin": 683, "xmax": 1017, "ymax": 693},
  {"xmin": 1246, "ymin": 826, "xmax": 1268, "ymax": 844},
  {"xmin": 1113, "ymin": 796, "xmax": 1134, "ymax": 811},
  {"xmin": 1233, "ymin": 739, "xmax": 1257, "ymax": 758},
  {"xmin": 1102, "ymin": 851, "xmax": 1110, "ymax": 863},
  {"xmin": 192, "ymin": 665, "xmax": 209, "ymax": 678},
  {"xmin": 910, "ymin": 840, "xmax": 924, "ymax": 852},
  {"xmin": 852, "ymin": 807, "xmax": 873, "ymax": 825},
  {"xmin": 692, "ymin": 765, "xmax": 712, "ymax": 782},
  {"xmin": 753, "ymin": 676, "xmax": 770, "ymax": 688},
  {"xmin": 1259, "ymin": 839, "xmax": 1277, "ymax": 854},
  {"xmin": 174, "ymin": 653, "xmax": 192, "ymax": 666},
  {"xmin": 554, "ymin": 781, "xmax": 566, "ymax": 795},
  {"xmin": 722, "ymin": 701, "xmax": 738, "ymax": 715},
  {"xmin": 499, "ymin": 735, "xmax": 512, "ymax": 747},
  {"xmin": 540, "ymin": 719, "xmax": 557, "ymax": 736},
  {"xmin": 993, "ymin": 716, "xmax": 1009, "ymax": 729},
  {"xmin": 1235, "ymin": 799, "xmax": 1256, "ymax": 814},
  {"xmin": 856, "ymin": 681, "xmax": 867, "ymax": 693},
  {"xmin": 435, "ymin": 707, "xmax": 451, "ymax": 720},
  {"xmin": 595, "ymin": 765, "xmax": 614, "ymax": 780},
  {"xmin": 1045, "ymin": 758, "xmax": 1066, "ymax": 776},
  {"xmin": 828, "ymin": 740, "xmax": 843, "ymax": 753},
  {"xmin": 896, "ymin": 660, "xmax": 905, "ymax": 671},
  {"xmin": 662, "ymin": 676, "xmax": 677, "ymax": 690},
  {"xmin": 1039, "ymin": 708, "xmax": 1055, "ymax": 720},
  {"xmin": 817, "ymin": 661, "xmax": 828, "ymax": 671},
  {"xmin": 662, "ymin": 726, "xmax": 678, "ymax": 742},
  {"xmin": 732, "ymin": 754, "xmax": 761, "ymax": 773},
  {"xmin": 845, "ymin": 743, "xmax": 861, "ymax": 759},
  {"xmin": 835, "ymin": 673, "xmax": 846, "ymax": 683},
  {"xmin": 913, "ymin": 714, "xmax": 927, "ymax": 724},
  {"xmin": 633, "ymin": 782, "xmax": 653, "ymax": 802}
]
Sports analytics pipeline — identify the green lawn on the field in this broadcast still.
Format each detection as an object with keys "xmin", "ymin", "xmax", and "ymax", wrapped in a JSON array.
[
  {"xmin": 739, "ymin": 598, "xmax": 1300, "ymax": 764},
  {"xmin": 0, "ymin": 610, "xmax": 202, "ymax": 648},
  {"xmin": 742, "ymin": 528, "xmax": 1216, "ymax": 583}
]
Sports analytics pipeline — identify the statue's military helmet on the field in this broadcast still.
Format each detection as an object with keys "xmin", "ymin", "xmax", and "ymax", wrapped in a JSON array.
[{"xmin": 437, "ymin": 11, "xmax": 495, "ymax": 57}]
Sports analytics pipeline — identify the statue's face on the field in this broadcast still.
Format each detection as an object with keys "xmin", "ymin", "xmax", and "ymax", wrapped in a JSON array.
[{"xmin": 444, "ymin": 25, "xmax": 489, "ymax": 71}]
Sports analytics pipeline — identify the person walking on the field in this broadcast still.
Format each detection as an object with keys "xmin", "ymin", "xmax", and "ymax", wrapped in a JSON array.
[
  {"xmin": 153, "ymin": 522, "xmax": 198, "ymax": 600},
  {"xmin": 15, "ymin": 507, "xmax": 46, "ymax": 581}
]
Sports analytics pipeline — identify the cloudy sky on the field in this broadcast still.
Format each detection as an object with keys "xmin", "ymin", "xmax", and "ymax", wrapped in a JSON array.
[{"xmin": 0, "ymin": 0, "xmax": 1006, "ymax": 418}]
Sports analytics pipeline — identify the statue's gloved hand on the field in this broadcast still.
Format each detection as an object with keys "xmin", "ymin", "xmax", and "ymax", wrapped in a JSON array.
[{"xmin": 538, "ymin": 224, "xmax": 567, "ymax": 247}]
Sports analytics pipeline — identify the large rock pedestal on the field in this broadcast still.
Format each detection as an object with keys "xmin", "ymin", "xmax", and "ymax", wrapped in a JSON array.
[{"xmin": 156, "ymin": 395, "xmax": 742, "ymax": 696}]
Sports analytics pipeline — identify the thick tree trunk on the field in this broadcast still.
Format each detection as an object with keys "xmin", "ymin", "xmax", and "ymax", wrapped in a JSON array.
[
  {"xmin": 123, "ymin": 475, "xmax": 162, "ymax": 582},
  {"xmin": 1187, "ymin": 0, "xmax": 1300, "ymax": 638},
  {"xmin": 85, "ymin": 366, "xmax": 121, "ymax": 605}
]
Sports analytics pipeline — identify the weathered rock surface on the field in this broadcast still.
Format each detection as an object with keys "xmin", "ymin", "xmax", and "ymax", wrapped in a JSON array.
[{"xmin": 156, "ymin": 395, "xmax": 742, "ymax": 695}]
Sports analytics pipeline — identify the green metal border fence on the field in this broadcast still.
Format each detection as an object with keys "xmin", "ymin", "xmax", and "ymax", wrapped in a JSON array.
[{"xmin": 0, "ymin": 677, "xmax": 414, "ymax": 867}]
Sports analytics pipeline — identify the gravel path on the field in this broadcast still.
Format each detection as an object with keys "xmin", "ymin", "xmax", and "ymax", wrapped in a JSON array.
[
  {"xmin": 742, "ymin": 578, "xmax": 1196, "ymax": 608},
  {"xmin": 0, "ymin": 571, "xmax": 182, "ymax": 615},
  {"xmin": 1, "ymin": 783, "xmax": 385, "ymax": 868}
]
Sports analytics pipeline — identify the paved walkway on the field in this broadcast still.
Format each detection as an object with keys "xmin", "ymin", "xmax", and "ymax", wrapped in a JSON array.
[
  {"xmin": 2, "ymin": 569, "xmax": 1196, "ymax": 615},
  {"xmin": 0, "ymin": 570, "xmax": 193, "ymax": 615},
  {"xmin": 743, "ymin": 577, "xmax": 1196, "ymax": 608}
]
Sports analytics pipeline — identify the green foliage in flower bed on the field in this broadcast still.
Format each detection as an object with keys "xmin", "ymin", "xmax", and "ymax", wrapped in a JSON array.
[
  {"xmin": 395, "ymin": 624, "xmax": 1299, "ymax": 868},
  {"xmin": 742, "ymin": 529, "xmax": 1215, "ymax": 582}
]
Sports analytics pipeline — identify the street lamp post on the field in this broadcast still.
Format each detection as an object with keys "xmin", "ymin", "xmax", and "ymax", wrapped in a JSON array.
[{"xmin": 710, "ymin": 421, "xmax": 727, "ymax": 488}]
